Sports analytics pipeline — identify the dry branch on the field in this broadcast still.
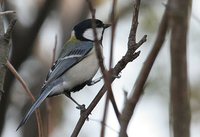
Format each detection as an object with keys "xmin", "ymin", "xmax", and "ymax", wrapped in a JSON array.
[
  {"xmin": 100, "ymin": 93, "xmax": 109, "ymax": 137},
  {"xmin": 119, "ymin": 5, "xmax": 169, "ymax": 137},
  {"xmin": 101, "ymin": 0, "xmax": 117, "ymax": 136},
  {"xmin": 0, "ymin": 19, "xmax": 16, "ymax": 101},
  {"xmin": 86, "ymin": 0, "xmax": 120, "ymax": 122},
  {"xmin": 169, "ymin": 0, "xmax": 191, "ymax": 136},
  {"xmin": 6, "ymin": 61, "xmax": 44, "ymax": 137},
  {"xmin": 0, "ymin": 10, "xmax": 16, "ymax": 15}
]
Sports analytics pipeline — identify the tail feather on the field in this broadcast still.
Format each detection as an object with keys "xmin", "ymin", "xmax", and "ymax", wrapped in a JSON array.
[{"xmin": 16, "ymin": 87, "xmax": 53, "ymax": 131}]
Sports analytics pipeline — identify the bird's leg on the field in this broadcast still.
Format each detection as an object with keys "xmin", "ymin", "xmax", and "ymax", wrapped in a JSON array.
[
  {"xmin": 87, "ymin": 76, "xmax": 103, "ymax": 86},
  {"xmin": 64, "ymin": 92, "xmax": 86, "ymax": 110},
  {"xmin": 87, "ymin": 73, "xmax": 121, "ymax": 86}
]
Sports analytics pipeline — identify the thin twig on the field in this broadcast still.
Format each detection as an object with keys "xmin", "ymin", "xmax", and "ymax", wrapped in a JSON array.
[
  {"xmin": 108, "ymin": 0, "xmax": 120, "ymax": 124},
  {"xmin": 86, "ymin": 0, "xmax": 120, "ymax": 122},
  {"xmin": 100, "ymin": 1, "xmax": 120, "ymax": 134},
  {"xmin": 90, "ymin": 118, "xmax": 119, "ymax": 134},
  {"xmin": 100, "ymin": 0, "xmax": 121, "ymax": 135},
  {"xmin": 100, "ymin": 93, "xmax": 109, "ymax": 137},
  {"xmin": 119, "ymin": 6, "xmax": 169, "ymax": 137},
  {"xmin": 6, "ymin": 61, "xmax": 34, "ymax": 101},
  {"xmin": 128, "ymin": 0, "xmax": 139, "ymax": 48},
  {"xmin": 0, "ymin": 10, "xmax": 16, "ymax": 15},
  {"xmin": 6, "ymin": 61, "xmax": 44, "ymax": 137},
  {"xmin": 109, "ymin": 0, "xmax": 117, "ymax": 69}
]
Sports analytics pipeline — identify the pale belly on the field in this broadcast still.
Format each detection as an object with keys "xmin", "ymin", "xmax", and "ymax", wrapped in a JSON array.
[{"xmin": 47, "ymin": 47, "xmax": 101, "ymax": 96}]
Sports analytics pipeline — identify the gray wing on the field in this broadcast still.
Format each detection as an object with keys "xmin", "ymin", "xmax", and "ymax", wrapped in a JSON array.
[
  {"xmin": 16, "ymin": 42, "xmax": 94, "ymax": 130},
  {"xmin": 43, "ymin": 43, "xmax": 93, "ymax": 89}
]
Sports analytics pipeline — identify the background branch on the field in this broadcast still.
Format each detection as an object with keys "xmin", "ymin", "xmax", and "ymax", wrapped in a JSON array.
[
  {"xmin": 0, "ymin": 18, "xmax": 16, "ymax": 101},
  {"xmin": 6, "ymin": 61, "xmax": 44, "ymax": 137},
  {"xmin": 0, "ymin": 0, "xmax": 55, "ymax": 135},
  {"xmin": 169, "ymin": 0, "xmax": 191, "ymax": 136},
  {"xmin": 119, "ymin": 5, "xmax": 169, "ymax": 137},
  {"xmin": 100, "ymin": 92, "xmax": 109, "ymax": 137},
  {"xmin": 101, "ymin": 0, "xmax": 118, "ymax": 135},
  {"xmin": 0, "ymin": 11, "xmax": 15, "ymax": 15}
]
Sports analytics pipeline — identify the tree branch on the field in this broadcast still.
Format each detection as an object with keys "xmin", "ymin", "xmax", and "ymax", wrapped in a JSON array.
[
  {"xmin": 0, "ymin": 10, "xmax": 15, "ymax": 15},
  {"xmin": 119, "ymin": 5, "xmax": 169, "ymax": 137},
  {"xmin": 6, "ymin": 61, "xmax": 44, "ymax": 137},
  {"xmin": 101, "ymin": 0, "xmax": 118, "ymax": 135},
  {"xmin": 86, "ymin": 0, "xmax": 120, "ymax": 123},
  {"xmin": 168, "ymin": 0, "xmax": 191, "ymax": 136},
  {"xmin": 0, "ymin": 19, "xmax": 16, "ymax": 101},
  {"xmin": 100, "ymin": 93, "xmax": 109, "ymax": 137}
]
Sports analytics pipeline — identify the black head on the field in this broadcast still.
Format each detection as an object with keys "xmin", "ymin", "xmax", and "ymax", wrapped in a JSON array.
[{"xmin": 73, "ymin": 19, "xmax": 111, "ymax": 42}]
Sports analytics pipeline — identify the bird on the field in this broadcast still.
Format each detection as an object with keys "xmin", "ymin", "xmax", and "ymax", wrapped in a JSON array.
[{"xmin": 17, "ymin": 19, "xmax": 111, "ymax": 130}]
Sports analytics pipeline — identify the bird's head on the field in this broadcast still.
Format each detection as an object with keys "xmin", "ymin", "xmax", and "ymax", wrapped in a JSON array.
[{"xmin": 72, "ymin": 19, "xmax": 111, "ymax": 42}]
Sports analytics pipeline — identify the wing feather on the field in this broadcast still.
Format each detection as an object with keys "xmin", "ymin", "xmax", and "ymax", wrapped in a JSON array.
[{"xmin": 43, "ymin": 43, "xmax": 93, "ymax": 89}]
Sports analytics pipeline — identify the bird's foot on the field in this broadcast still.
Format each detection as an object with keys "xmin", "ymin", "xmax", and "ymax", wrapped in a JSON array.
[
  {"xmin": 112, "ymin": 73, "xmax": 121, "ymax": 79},
  {"xmin": 76, "ymin": 104, "xmax": 88, "ymax": 119},
  {"xmin": 87, "ymin": 73, "xmax": 121, "ymax": 86},
  {"xmin": 76, "ymin": 104, "xmax": 86, "ymax": 111},
  {"xmin": 87, "ymin": 76, "xmax": 103, "ymax": 86}
]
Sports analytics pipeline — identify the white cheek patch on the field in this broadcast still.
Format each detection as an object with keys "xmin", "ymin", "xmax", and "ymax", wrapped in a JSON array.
[{"xmin": 83, "ymin": 28, "xmax": 104, "ymax": 41}]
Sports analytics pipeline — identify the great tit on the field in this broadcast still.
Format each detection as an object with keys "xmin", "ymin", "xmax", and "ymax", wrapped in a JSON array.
[{"xmin": 17, "ymin": 19, "xmax": 111, "ymax": 130}]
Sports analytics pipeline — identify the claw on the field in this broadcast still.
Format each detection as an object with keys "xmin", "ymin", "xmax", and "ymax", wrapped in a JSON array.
[
  {"xmin": 113, "ymin": 73, "xmax": 121, "ymax": 79},
  {"xmin": 87, "ymin": 76, "xmax": 103, "ymax": 86},
  {"xmin": 76, "ymin": 104, "xmax": 86, "ymax": 110},
  {"xmin": 77, "ymin": 104, "xmax": 88, "ymax": 120}
]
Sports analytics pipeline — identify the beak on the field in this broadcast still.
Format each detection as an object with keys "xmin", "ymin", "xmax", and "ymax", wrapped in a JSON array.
[{"xmin": 103, "ymin": 23, "xmax": 111, "ymax": 29}]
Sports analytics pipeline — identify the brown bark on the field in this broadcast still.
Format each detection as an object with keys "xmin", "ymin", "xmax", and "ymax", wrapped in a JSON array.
[
  {"xmin": 169, "ymin": 0, "xmax": 191, "ymax": 137},
  {"xmin": 0, "ymin": 18, "xmax": 16, "ymax": 101}
]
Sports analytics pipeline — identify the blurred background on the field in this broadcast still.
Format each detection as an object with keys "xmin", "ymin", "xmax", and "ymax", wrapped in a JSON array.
[{"xmin": 0, "ymin": 0, "xmax": 200, "ymax": 137}]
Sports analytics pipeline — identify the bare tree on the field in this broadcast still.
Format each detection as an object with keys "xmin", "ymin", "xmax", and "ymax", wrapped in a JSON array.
[{"xmin": 0, "ymin": 0, "xmax": 193, "ymax": 137}]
